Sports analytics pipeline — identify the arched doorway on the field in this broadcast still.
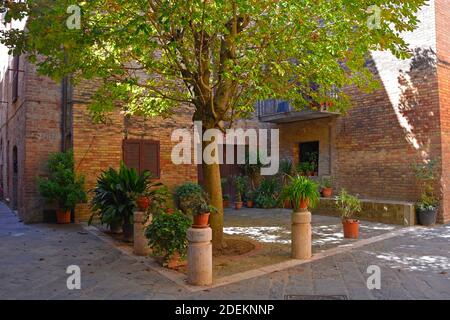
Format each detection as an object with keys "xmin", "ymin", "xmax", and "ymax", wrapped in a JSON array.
[{"xmin": 12, "ymin": 146, "xmax": 18, "ymax": 210}]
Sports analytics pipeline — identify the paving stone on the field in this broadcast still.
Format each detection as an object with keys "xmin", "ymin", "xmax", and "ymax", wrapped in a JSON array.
[{"xmin": 0, "ymin": 203, "xmax": 449, "ymax": 300}]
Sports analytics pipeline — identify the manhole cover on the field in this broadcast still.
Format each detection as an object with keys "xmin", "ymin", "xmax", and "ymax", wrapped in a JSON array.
[{"xmin": 285, "ymin": 295, "xmax": 348, "ymax": 300}]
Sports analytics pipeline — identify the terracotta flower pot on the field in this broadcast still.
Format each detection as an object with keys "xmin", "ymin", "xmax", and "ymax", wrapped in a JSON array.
[
  {"xmin": 283, "ymin": 199, "xmax": 292, "ymax": 209},
  {"xmin": 342, "ymin": 219, "xmax": 359, "ymax": 239},
  {"xmin": 166, "ymin": 251, "xmax": 187, "ymax": 269},
  {"xmin": 246, "ymin": 200, "xmax": 254, "ymax": 208},
  {"xmin": 56, "ymin": 209, "xmax": 71, "ymax": 224},
  {"xmin": 235, "ymin": 201, "xmax": 243, "ymax": 210},
  {"xmin": 193, "ymin": 213, "xmax": 210, "ymax": 227},
  {"xmin": 322, "ymin": 188, "xmax": 333, "ymax": 198},
  {"xmin": 136, "ymin": 196, "xmax": 150, "ymax": 211},
  {"xmin": 223, "ymin": 200, "xmax": 230, "ymax": 208},
  {"xmin": 299, "ymin": 198, "xmax": 309, "ymax": 210}
]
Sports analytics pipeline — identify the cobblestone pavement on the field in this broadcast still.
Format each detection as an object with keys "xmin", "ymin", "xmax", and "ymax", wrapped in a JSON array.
[{"xmin": 0, "ymin": 203, "xmax": 449, "ymax": 300}]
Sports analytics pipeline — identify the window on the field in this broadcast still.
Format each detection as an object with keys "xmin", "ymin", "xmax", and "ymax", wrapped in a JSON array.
[
  {"xmin": 11, "ymin": 55, "xmax": 19, "ymax": 103},
  {"xmin": 123, "ymin": 139, "xmax": 160, "ymax": 178},
  {"xmin": 299, "ymin": 141, "xmax": 319, "ymax": 174}
]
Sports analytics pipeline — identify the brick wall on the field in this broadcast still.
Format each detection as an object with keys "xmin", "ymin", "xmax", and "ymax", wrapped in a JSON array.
[
  {"xmin": 274, "ymin": 2, "xmax": 449, "ymax": 222},
  {"xmin": 72, "ymin": 81, "xmax": 198, "ymax": 221},
  {"xmin": 436, "ymin": 0, "xmax": 450, "ymax": 223}
]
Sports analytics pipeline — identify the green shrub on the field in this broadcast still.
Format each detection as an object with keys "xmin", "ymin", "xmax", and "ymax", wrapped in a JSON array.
[
  {"xmin": 255, "ymin": 177, "xmax": 281, "ymax": 208},
  {"xmin": 233, "ymin": 175, "xmax": 248, "ymax": 202},
  {"xmin": 173, "ymin": 182, "xmax": 208, "ymax": 215},
  {"xmin": 145, "ymin": 211, "xmax": 192, "ymax": 260},
  {"xmin": 281, "ymin": 175, "xmax": 320, "ymax": 210},
  {"xmin": 336, "ymin": 189, "xmax": 362, "ymax": 220},
  {"xmin": 37, "ymin": 150, "xmax": 87, "ymax": 211},
  {"xmin": 89, "ymin": 162, "xmax": 152, "ymax": 226}
]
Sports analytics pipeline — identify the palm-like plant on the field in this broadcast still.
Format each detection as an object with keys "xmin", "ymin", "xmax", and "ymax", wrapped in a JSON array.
[
  {"xmin": 281, "ymin": 175, "xmax": 320, "ymax": 210},
  {"xmin": 89, "ymin": 162, "xmax": 152, "ymax": 227}
]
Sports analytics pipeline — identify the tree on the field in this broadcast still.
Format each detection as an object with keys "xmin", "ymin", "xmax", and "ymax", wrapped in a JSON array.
[{"xmin": 1, "ymin": 0, "xmax": 426, "ymax": 249}]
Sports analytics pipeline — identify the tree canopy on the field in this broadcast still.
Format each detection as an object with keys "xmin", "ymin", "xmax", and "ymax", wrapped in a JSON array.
[{"xmin": 1, "ymin": 0, "xmax": 426, "ymax": 125}]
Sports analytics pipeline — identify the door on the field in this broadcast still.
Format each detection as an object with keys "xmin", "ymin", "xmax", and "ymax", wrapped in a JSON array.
[{"xmin": 198, "ymin": 144, "xmax": 242, "ymax": 201}]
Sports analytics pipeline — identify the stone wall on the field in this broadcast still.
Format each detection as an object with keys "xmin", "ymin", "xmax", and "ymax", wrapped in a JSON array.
[{"xmin": 313, "ymin": 198, "xmax": 416, "ymax": 226}]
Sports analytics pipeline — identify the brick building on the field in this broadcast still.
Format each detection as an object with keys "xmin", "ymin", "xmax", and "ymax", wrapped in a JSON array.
[{"xmin": 0, "ymin": 1, "xmax": 449, "ymax": 224}]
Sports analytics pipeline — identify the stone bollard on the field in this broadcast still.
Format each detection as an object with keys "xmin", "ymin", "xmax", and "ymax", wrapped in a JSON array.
[
  {"xmin": 291, "ymin": 209, "xmax": 312, "ymax": 260},
  {"xmin": 134, "ymin": 211, "xmax": 150, "ymax": 256},
  {"xmin": 187, "ymin": 227, "xmax": 212, "ymax": 286}
]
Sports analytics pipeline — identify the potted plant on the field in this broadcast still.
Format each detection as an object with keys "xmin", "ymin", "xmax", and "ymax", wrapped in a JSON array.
[
  {"xmin": 221, "ymin": 178, "xmax": 230, "ymax": 208},
  {"xmin": 233, "ymin": 175, "xmax": 247, "ymax": 210},
  {"xmin": 145, "ymin": 210, "xmax": 191, "ymax": 268},
  {"xmin": 37, "ymin": 151, "xmax": 87, "ymax": 224},
  {"xmin": 136, "ymin": 195, "xmax": 151, "ymax": 211},
  {"xmin": 279, "ymin": 158, "xmax": 293, "ymax": 208},
  {"xmin": 281, "ymin": 175, "xmax": 320, "ymax": 211},
  {"xmin": 296, "ymin": 162, "xmax": 310, "ymax": 176},
  {"xmin": 246, "ymin": 190, "xmax": 255, "ymax": 208},
  {"xmin": 89, "ymin": 162, "xmax": 154, "ymax": 242},
  {"xmin": 414, "ymin": 159, "xmax": 439, "ymax": 226},
  {"xmin": 174, "ymin": 182, "xmax": 205, "ymax": 214},
  {"xmin": 321, "ymin": 176, "xmax": 333, "ymax": 198},
  {"xmin": 336, "ymin": 189, "xmax": 362, "ymax": 239},
  {"xmin": 222, "ymin": 194, "xmax": 230, "ymax": 208},
  {"xmin": 255, "ymin": 177, "xmax": 281, "ymax": 208}
]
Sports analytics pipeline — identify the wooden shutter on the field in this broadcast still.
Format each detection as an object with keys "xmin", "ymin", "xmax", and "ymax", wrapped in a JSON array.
[
  {"xmin": 123, "ymin": 140, "xmax": 140, "ymax": 172},
  {"xmin": 140, "ymin": 141, "xmax": 160, "ymax": 178}
]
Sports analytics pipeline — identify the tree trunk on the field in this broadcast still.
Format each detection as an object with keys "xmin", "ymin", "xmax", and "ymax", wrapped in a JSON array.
[{"xmin": 202, "ymin": 145, "xmax": 224, "ymax": 251}]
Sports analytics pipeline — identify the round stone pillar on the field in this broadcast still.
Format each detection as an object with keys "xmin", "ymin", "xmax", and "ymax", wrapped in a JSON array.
[
  {"xmin": 291, "ymin": 209, "xmax": 312, "ymax": 260},
  {"xmin": 134, "ymin": 211, "xmax": 150, "ymax": 256},
  {"xmin": 187, "ymin": 227, "xmax": 212, "ymax": 286}
]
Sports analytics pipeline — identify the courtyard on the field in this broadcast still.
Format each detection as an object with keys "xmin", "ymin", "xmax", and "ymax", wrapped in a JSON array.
[{"xmin": 1, "ymin": 202, "xmax": 449, "ymax": 300}]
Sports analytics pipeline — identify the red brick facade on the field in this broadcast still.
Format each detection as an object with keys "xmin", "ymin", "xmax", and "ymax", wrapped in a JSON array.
[
  {"xmin": 436, "ymin": 0, "xmax": 450, "ymax": 223},
  {"xmin": 0, "ymin": 2, "xmax": 449, "ymax": 223}
]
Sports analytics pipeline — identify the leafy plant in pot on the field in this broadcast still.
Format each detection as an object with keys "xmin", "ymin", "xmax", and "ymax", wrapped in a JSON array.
[
  {"xmin": 279, "ymin": 158, "xmax": 293, "ymax": 208},
  {"xmin": 221, "ymin": 178, "xmax": 230, "ymax": 208},
  {"xmin": 321, "ymin": 176, "xmax": 333, "ymax": 198},
  {"xmin": 233, "ymin": 175, "xmax": 248, "ymax": 210},
  {"xmin": 37, "ymin": 151, "xmax": 87, "ymax": 224},
  {"xmin": 145, "ymin": 210, "xmax": 191, "ymax": 268},
  {"xmin": 246, "ymin": 190, "xmax": 255, "ymax": 208},
  {"xmin": 89, "ymin": 163, "xmax": 152, "ymax": 242},
  {"xmin": 255, "ymin": 177, "xmax": 281, "ymax": 209},
  {"xmin": 414, "ymin": 159, "xmax": 439, "ymax": 226},
  {"xmin": 336, "ymin": 190, "xmax": 362, "ymax": 239},
  {"xmin": 281, "ymin": 175, "xmax": 320, "ymax": 211},
  {"xmin": 174, "ymin": 182, "xmax": 205, "ymax": 214}
]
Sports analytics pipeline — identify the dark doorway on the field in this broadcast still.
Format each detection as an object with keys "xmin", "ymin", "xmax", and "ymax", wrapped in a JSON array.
[
  {"xmin": 299, "ymin": 141, "xmax": 319, "ymax": 174},
  {"xmin": 198, "ymin": 144, "xmax": 243, "ymax": 202},
  {"xmin": 12, "ymin": 146, "xmax": 18, "ymax": 210}
]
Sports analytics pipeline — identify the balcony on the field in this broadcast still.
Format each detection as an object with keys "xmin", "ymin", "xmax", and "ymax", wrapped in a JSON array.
[{"xmin": 256, "ymin": 99, "xmax": 340, "ymax": 123}]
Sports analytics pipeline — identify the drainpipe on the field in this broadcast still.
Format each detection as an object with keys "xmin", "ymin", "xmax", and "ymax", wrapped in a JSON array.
[{"xmin": 61, "ymin": 76, "xmax": 67, "ymax": 152}]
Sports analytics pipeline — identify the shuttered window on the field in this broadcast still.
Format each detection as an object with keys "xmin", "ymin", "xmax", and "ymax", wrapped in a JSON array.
[{"xmin": 122, "ymin": 139, "xmax": 160, "ymax": 178}]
